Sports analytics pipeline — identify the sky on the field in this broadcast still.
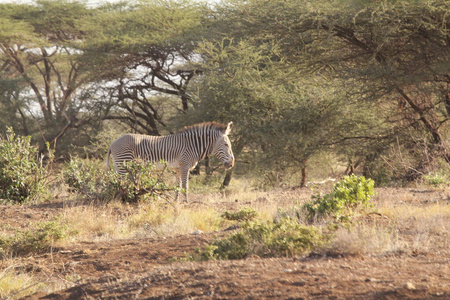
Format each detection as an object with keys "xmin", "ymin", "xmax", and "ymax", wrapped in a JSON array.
[{"xmin": 0, "ymin": 0, "xmax": 123, "ymax": 6}]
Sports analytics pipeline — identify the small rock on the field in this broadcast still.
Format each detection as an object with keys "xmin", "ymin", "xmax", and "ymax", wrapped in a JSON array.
[
  {"xmin": 340, "ymin": 265, "xmax": 352, "ymax": 269},
  {"xmin": 192, "ymin": 230, "xmax": 203, "ymax": 235},
  {"xmin": 224, "ymin": 225, "xmax": 240, "ymax": 231},
  {"xmin": 292, "ymin": 281, "xmax": 306, "ymax": 287},
  {"xmin": 403, "ymin": 282, "xmax": 415, "ymax": 290},
  {"xmin": 283, "ymin": 268, "xmax": 293, "ymax": 273}
]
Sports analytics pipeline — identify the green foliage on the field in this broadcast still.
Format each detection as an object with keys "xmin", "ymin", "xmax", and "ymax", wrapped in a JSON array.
[
  {"xmin": 304, "ymin": 175, "xmax": 375, "ymax": 221},
  {"xmin": 79, "ymin": 0, "xmax": 201, "ymax": 54},
  {"xmin": 117, "ymin": 160, "xmax": 178, "ymax": 203},
  {"xmin": 64, "ymin": 157, "xmax": 117, "ymax": 201},
  {"xmin": 0, "ymin": 220, "xmax": 66, "ymax": 258},
  {"xmin": 423, "ymin": 171, "xmax": 449, "ymax": 189},
  {"xmin": 221, "ymin": 207, "xmax": 258, "ymax": 222},
  {"xmin": 1, "ymin": 0, "xmax": 449, "ymax": 184},
  {"xmin": 0, "ymin": 1, "xmax": 102, "ymax": 155},
  {"xmin": 199, "ymin": 0, "xmax": 450, "ymax": 182},
  {"xmin": 0, "ymin": 128, "xmax": 51, "ymax": 204},
  {"xmin": 199, "ymin": 218, "xmax": 324, "ymax": 260},
  {"xmin": 64, "ymin": 157, "xmax": 177, "ymax": 203},
  {"xmin": 192, "ymin": 33, "xmax": 379, "ymax": 188}
]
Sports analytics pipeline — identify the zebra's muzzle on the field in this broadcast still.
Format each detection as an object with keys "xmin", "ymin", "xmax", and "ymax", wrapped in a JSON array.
[{"xmin": 223, "ymin": 158, "xmax": 235, "ymax": 169}]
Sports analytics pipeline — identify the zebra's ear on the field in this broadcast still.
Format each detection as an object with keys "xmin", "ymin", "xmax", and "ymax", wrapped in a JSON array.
[{"xmin": 225, "ymin": 122, "xmax": 233, "ymax": 135}]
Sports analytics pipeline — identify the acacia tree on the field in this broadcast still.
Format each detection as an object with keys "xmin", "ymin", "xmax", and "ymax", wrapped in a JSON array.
[
  {"xmin": 76, "ymin": 0, "xmax": 205, "ymax": 135},
  {"xmin": 215, "ymin": 0, "xmax": 450, "ymax": 179},
  {"xmin": 0, "ymin": 1, "xmax": 103, "ymax": 152},
  {"xmin": 1, "ymin": 0, "xmax": 206, "ymax": 156},
  {"xmin": 188, "ymin": 38, "xmax": 379, "ymax": 186}
]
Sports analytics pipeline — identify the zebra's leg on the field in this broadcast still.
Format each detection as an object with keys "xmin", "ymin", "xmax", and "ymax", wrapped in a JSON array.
[
  {"xmin": 179, "ymin": 166, "xmax": 190, "ymax": 202},
  {"xmin": 175, "ymin": 168, "xmax": 181, "ymax": 202}
]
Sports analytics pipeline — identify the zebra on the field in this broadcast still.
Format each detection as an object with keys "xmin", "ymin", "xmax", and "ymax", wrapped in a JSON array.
[{"xmin": 105, "ymin": 122, "xmax": 235, "ymax": 202}]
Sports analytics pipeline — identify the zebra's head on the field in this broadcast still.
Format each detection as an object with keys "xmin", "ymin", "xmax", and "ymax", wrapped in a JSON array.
[{"xmin": 213, "ymin": 122, "xmax": 235, "ymax": 169}]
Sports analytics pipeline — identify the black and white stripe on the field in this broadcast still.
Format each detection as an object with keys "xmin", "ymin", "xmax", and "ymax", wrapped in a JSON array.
[{"xmin": 106, "ymin": 122, "xmax": 234, "ymax": 202}]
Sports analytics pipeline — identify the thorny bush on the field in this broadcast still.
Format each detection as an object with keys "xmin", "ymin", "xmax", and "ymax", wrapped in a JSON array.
[
  {"xmin": 0, "ymin": 128, "xmax": 53, "ymax": 204},
  {"xmin": 64, "ymin": 158, "xmax": 177, "ymax": 203}
]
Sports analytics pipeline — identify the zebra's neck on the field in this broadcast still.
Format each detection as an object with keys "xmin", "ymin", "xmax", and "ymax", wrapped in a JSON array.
[{"xmin": 181, "ymin": 130, "xmax": 216, "ymax": 161}]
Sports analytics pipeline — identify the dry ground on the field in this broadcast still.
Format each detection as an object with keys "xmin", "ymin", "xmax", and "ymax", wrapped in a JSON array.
[{"xmin": 0, "ymin": 187, "xmax": 449, "ymax": 299}]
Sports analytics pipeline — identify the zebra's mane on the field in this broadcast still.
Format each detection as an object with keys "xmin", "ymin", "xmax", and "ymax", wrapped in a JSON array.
[{"xmin": 180, "ymin": 122, "xmax": 227, "ymax": 134}]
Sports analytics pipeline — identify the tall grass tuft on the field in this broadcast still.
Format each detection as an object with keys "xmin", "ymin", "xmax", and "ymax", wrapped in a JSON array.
[{"xmin": 0, "ymin": 266, "xmax": 45, "ymax": 299}]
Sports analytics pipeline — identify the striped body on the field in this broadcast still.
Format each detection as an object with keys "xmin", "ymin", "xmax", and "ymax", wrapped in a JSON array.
[{"xmin": 106, "ymin": 122, "xmax": 234, "ymax": 202}]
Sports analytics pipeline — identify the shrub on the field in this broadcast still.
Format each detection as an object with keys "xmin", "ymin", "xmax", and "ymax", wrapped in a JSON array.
[
  {"xmin": 199, "ymin": 218, "xmax": 324, "ymax": 260},
  {"xmin": 63, "ymin": 157, "xmax": 119, "ymax": 201},
  {"xmin": 423, "ymin": 171, "xmax": 449, "ymax": 189},
  {"xmin": 119, "ymin": 160, "xmax": 177, "ymax": 203},
  {"xmin": 221, "ymin": 207, "xmax": 259, "ymax": 222},
  {"xmin": 64, "ymin": 157, "xmax": 177, "ymax": 203},
  {"xmin": 0, "ymin": 220, "xmax": 67, "ymax": 258},
  {"xmin": 303, "ymin": 175, "xmax": 375, "ymax": 222},
  {"xmin": 0, "ymin": 128, "xmax": 52, "ymax": 204}
]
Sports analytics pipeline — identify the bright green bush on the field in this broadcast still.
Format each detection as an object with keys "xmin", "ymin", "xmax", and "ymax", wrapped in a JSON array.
[
  {"xmin": 64, "ymin": 157, "xmax": 176, "ymax": 203},
  {"xmin": 0, "ymin": 128, "xmax": 52, "ymax": 204},
  {"xmin": 199, "ymin": 218, "xmax": 324, "ymax": 260},
  {"xmin": 423, "ymin": 171, "xmax": 449, "ymax": 188},
  {"xmin": 304, "ymin": 175, "xmax": 375, "ymax": 221}
]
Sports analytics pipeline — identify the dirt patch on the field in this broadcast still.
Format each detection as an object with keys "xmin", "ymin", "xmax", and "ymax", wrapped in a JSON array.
[
  {"xmin": 23, "ymin": 237, "xmax": 449, "ymax": 299},
  {"xmin": 0, "ymin": 188, "xmax": 448, "ymax": 299}
]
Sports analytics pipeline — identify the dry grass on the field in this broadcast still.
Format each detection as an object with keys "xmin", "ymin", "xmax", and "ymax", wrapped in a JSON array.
[
  {"xmin": 60, "ymin": 203, "xmax": 131, "ymax": 241},
  {"xmin": 56, "ymin": 182, "xmax": 449, "ymax": 256},
  {"xmin": 0, "ymin": 263, "xmax": 64, "ymax": 299},
  {"xmin": 127, "ymin": 204, "xmax": 231, "ymax": 236},
  {"xmin": 1, "ymin": 180, "xmax": 448, "ymax": 298},
  {"xmin": 326, "ymin": 187, "xmax": 449, "ymax": 257},
  {"xmin": 46, "ymin": 177, "xmax": 312, "ymax": 245},
  {"xmin": 323, "ymin": 221, "xmax": 404, "ymax": 257},
  {"xmin": 378, "ymin": 203, "xmax": 449, "ymax": 252},
  {"xmin": 59, "ymin": 200, "xmax": 233, "ymax": 242}
]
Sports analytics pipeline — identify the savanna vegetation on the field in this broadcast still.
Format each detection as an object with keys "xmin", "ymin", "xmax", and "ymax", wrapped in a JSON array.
[
  {"xmin": 0, "ymin": 0, "xmax": 448, "ymax": 186},
  {"xmin": 0, "ymin": 0, "xmax": 449, "ymax": 298}
]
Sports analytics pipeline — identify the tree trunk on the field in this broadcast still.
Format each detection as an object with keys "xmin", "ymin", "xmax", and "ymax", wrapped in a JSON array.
[
  {"xmin": 362, "ymin": 154, "xmax": 377, "ymax": 178},
  {"xmin": 300, "ymin": 161, "xmax": 308, "ymax": 188},
  {"xmin": 345, "ymin": 158, "xmax": 355, "ymax": 175},
  {"xmin": 396, "ymin": 87, "xmax": 450, "ymax": 168},
  {"xmin": 181, "ymin": 94, "xmax": 189, "ymax": 111},
  {"xmin": 396, "ymin": 88, "xmax": 444, "ymax": 145}
]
